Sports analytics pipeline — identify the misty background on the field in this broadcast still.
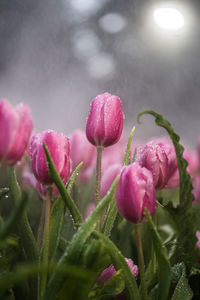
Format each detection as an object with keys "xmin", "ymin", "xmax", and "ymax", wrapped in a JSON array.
[{"xmin": 0, "ymin": 0, "xmax": 200, "ymax": 147}]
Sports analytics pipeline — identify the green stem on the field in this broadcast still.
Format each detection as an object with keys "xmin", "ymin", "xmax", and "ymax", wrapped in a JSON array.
[
  {"xmin": 37, "ymin": 199, "xmax": 46, "ymax": 250},
  {"xmin": 135, "ymin": 223, "xmax": 148, "ymax": 300},
  {"xmin": 9, "ymin": 166, "xmax": 38, "ymax": 262},
  {"xmin": 95, "ymin": 146, "xmax": 103, "ymax": 207},
  {"xmin": 40, "ymin": 187, "xmax": 52, "ymax": 298},
  {"xmin": 152, "ymin": 213, "xmax": 157, "ymax": 274}
]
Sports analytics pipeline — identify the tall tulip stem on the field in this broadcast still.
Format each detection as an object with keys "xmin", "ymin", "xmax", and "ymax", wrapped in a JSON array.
[
  {"xmin": 135, "ymin": 223, "xmax": 148, "ymax": 300},
  {"xmin": 40, "ymin": 186, "xmax": 52, "ymax": 297},
  {"xmin": 95, "ymin": 146, "xmax": 103, "ymax": 207}
]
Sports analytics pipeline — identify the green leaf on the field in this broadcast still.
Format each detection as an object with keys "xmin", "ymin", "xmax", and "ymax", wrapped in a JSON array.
[
  {"xmin": 66, "ymin": 162, "xmax": 83, "ymax": 194},
  {"xmin": 101, "ymin": 195, "xmax": 118, "ymax": 237},
  {"xmin": 0, "ymin": 196, "xmax": 27, "ymax": 240},
  {"xmin": 132, "ymin": 148, "xmax": 137, "ymax": 163},
  {"xmin": 123, "ymin": 126, "xmax": 135, "ymax": 165},
  {"xmin": 9, "ymin": 167, "xmax": 38, "ymax": 263},
  {"xmin": 43, "ymin": 143, "xmax": 82, "ymax": 226},
  {"xmin": 93, "ymin": 231, "xmax": 140, "ymax": 300},
  {"xmin": 171, "ymin": 263, "xmax": 193, "ymax": 300},
  {"xmin": 145, "ymin": 209, "xmax": 172, "ymax": 300},
  {"xmin": 137, "ymin": 110, "xmax": 197, "ymax": 269},
  {"xmin": 44, "ymin": 177, "xmax": 119, "ymax": 300},
  {"xmin": 83, "ymin": 239, "xmax": 107, "ymax": 270},
  {"xmin": 49, "ymin": 197, "xmax": 65, "ymax": 262},
  {"xmin": 49, "ymin": 162, "xmax": 84, "ymax": 262}
]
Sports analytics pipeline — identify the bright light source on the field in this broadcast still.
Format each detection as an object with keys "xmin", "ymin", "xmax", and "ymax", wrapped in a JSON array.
[{"xmin": 153, "ymin": 7, "xmax": 184, "ymax": 30}]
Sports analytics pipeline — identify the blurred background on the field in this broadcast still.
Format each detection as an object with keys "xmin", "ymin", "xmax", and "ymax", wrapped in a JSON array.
[{"xmin": 0, "ymin": 0, "xmax": 200, "ymax": 146}]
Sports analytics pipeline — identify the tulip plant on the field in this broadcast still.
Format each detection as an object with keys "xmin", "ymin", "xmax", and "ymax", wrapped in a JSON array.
[{"xmin": 0, "ymin": 94, "xmax": 200, "ymax": 300}]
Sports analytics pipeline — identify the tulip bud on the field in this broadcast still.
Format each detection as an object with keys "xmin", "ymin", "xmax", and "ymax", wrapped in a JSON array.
[
  {"xmin": 30, "ymin": 130, "xmax": 71, "ymax": 185},
  {"xmin": 153, "ymin": 137, "xmax": 179, "ymax": 189},
  {"xmin": 116, "ymin": 162, "xmax": 156, "ymax": 223},
  {"xmin": 0, "ymin": 99, "xmax": 33, "ymax": 166},
  {"xmin": 101, "ymin": 164, "xmax": 121, "ymax": 198},
  {"xmin": 70, "ymin": 129, "xmax": 96, "ymax": 181},
  {"xmin": 136, "ymin": 141, "xmax": 169, "ymax": 189},
  {"xmin": 98, "ymin": 258, "xmax": 138, "ymax": 286},
  {"xmin": 86, "ymin": 93, "xmax": 124, "ymax": 147}
]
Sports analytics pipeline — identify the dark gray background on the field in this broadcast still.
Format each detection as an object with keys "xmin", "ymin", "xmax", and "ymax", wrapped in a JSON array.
[{"xmin": 0, "ymin": 0, "xmax": 200, "ymax": 147}]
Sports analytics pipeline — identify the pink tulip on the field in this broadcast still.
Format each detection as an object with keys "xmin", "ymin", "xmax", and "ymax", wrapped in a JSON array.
[
  {"xmin": 153, "ymin": 137, "xmax": 179, "ymax": 189},
  {"xmin": 183, "ymin": 149, "xmax": 199, "ymax": 177},
  {"xmin": 136, "ymin": 141, "xmax": 169, "ymax": 189},
  {"xmin": 70, "ymin": 129, "xmax": 96, "ymax": 181},
  {"xmin": 101, "ymin": 164, "xmax": 122, "ymax": 198},
  {"xmin": 116, "ymin": 162, "xmax": 156, "ymax": 223},
  {"xmin": 98, "ymin": 258, "xmax": 138, "ymax": 286},
  {"xmin": 196, "ymin": 231, "xmax": 200, "ymax": 250},
  {"xmin": 192, "ymin": 175, "xmax": 200, "ymax": 205},
  {"xmin": 0, "ymin": 99, "xmax": 33, "ymax": 165},
  {"xmin": 101, "ymin": 139, "xmax": 125, "ymax": 174},
  {"xmin": 86, "ymin": 93, "xmax": 124, "ymax": 147},
  {"xmin": 31, "ymin": 130, "xmax": 71, "ymax": 185}
]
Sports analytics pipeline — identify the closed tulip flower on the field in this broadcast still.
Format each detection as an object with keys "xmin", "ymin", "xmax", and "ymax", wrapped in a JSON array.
[
  {"xmin": 136, "ymin": 141, "xmax": 169, "ymax": 189},
  {"xmin": 0, "ymin": 99, "xmax": 33, "ymax": 165},
  {"xmin": 98, "ymin": 258, "xmax": 138, "ymax": 286},
  {"xmin": 153, "ymin": 137, "xmax": 179, "ymax": 189},
  {"xmin": 116, "ymin": 162, "xmax": 156, "ymax": 223},
  {"xmin": 86, "ymin": 93, "xmax": 124, "ymax": 147},
  {"xmin": 31, "ymin": 130, "xmax": 71, "ymax": 185}
]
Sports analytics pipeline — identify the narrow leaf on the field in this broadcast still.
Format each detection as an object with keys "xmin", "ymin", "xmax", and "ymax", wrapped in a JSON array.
[
  {"xmin": 43, "ymin": 143, "xmax": 82, "ymax": 225},
  {"xmin": 145, "ymin": 209, "xmax": 171, "ymax": 300},
  {"xmin": 66, "ymin": 162, "xmax": 83, "ymax": 194},
  {"xmin": 123, "ymin": 126, "xmax": 135, "ymax": 165},
  {"xmin": 49, "ymin": 162, "xmax": 83, "ymax": 262},
  {"xmin": 101, "ymin": 195, "xmax": 118, "ymax": 236},
  {"xmin": 49, "ymin": 197, "xmax": 65, "ymax": 261}
]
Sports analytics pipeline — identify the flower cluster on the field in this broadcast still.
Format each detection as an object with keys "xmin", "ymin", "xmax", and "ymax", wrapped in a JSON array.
[{"xmin": 1, "ymin": 93, "xmax": 200, "ymax": 300}]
